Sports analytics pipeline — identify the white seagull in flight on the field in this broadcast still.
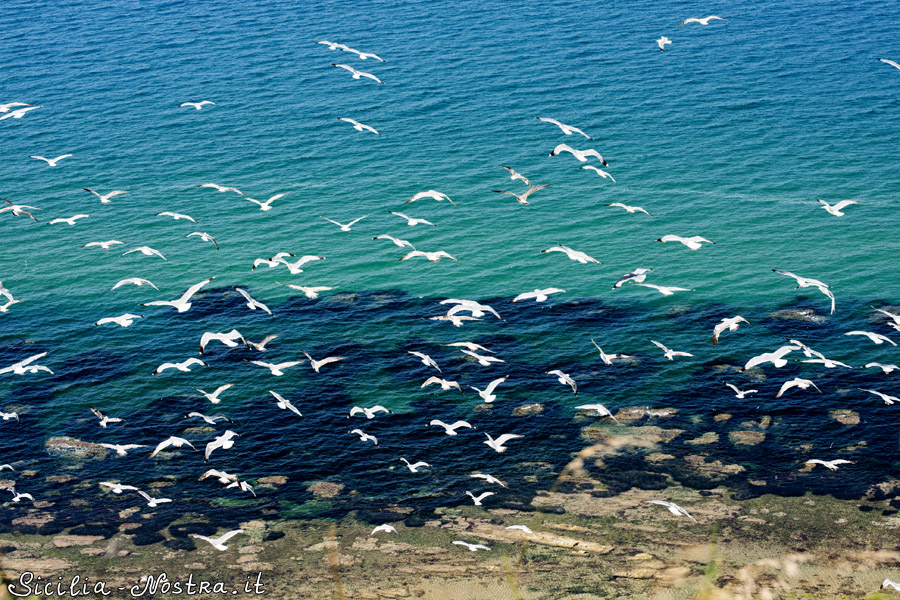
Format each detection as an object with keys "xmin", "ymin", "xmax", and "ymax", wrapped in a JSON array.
[
  {"xmin": 191, "ymin": 529, "xmax": 244, "ymax": 551},
  {"xmin": 607, "ymin": 202, "xmax": 652, "ymax": 216},
  {"xmin": 331, "ymin": 63, "xmax": 384, "ymax": 84},
  {"xmin": 339, "ymin": 117, "xmax": 381, "ymax": 135},
  {"xmin": 679, "ymin": 15, "xmax": 726, "ymax": 25},
  {"xmin": 0, "ymin": 105, "xmax": 41, "ymax": 119},
  {"xmin": 320, "ymin": 215, "xmax": 369, "ymax": 231},
  {"xmin": 48, "ymin": 214, "xmax": 91, "ymax": 226},
  {"xmin": 647, "ymin": 500, "xmax": 697, "ymax": 522},
  {"xmin": 407, "ymin": 190, "xmax": 456, "ymax": 207},
  {"xmin": 492, "ymin": 184, "xmax": 551, "ymax": 205},
  {"xmin": 143, "ymin": 277, "xmax": 213, "ymax": 313},
  {"xmin": 712, "ymin": 316, "xmax": 750, "ymax": 345},
  {"xmin": 776, "ymin": 377, "xmax": 821, "ymax": 398},
  {"xmin": 657, "ymin": 235, "xmax": 714, "ymax": 251},
  {"xmin": 541, "ymin": 245, "xmax": 600, "ymax": 264},
  {"xmin": 153, "ymin": 357, "xmax": 207, "ymax": 375},
  {"xmin": 581, "ymin": 165, "xmax": 616, "ymax": 181},
  {"xmin": 650, "ymin": 340, "xmax": 694, "ymax": 361},
  {"xmin": 470, "ymin": 376, "xmax": 508, "ymax": 403},
  {"xmin": 657, "ymin": 36, "xmax": 672, "ymax": 51},
  {"xmin": 389, "ymin": 211, "xmax": 435, "ymax": 226},
  {"xmin": 180, "ymin": 101, "xmax": 215, "ymax": 110},
  {"xmin": 845, "ymin": 330, "xmax": 896, "ymax": 346},
  {"xmin": 512, "ymin": 288, "xmax": 566, "ymax": 303},
  {"xmin": 235, "ymin": 288, "xmax": 272, "ymax": 315},
  {"xmin": 537, "ymin": 117, "xmax": 591, "ymax": 139},
  {"xmin": 123, "ymin": 246, "xmax": 167, "ymax": 260},
  {"xmin": 483, "ymin": 432, "xmax": 523, "ymax": 453},
  {"xmin": 270, "ymin": 391, "xmax": 303, "ymax": 416},
  {"xmin": 30, "ymin": 154, "xmax": 73, "ymax": 167},
  {"xmin": 243, "ymin": 192, "xmax": 288, "ymax": 212},
  {"xmin": 817, "ymin": 199, "xmax": 859, "ymax": 217},
  {"xmin": 549, "ymin": 144, "xmax": 607, "ymax": 165},
  {"xmin": 547, "ymin": 369, "xmax": 577, "ymax": 395}
]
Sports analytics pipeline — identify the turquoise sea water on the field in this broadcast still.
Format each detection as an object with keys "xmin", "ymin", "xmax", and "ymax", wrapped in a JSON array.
[{"xmin": 2, "ymin": 0, "xmax": 900, "ymax": 535}]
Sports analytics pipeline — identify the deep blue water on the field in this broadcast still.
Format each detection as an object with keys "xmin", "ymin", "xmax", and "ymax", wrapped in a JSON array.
[{"xmin": 2, "ymin": 0, "xmax": 900, "ymax": 540}]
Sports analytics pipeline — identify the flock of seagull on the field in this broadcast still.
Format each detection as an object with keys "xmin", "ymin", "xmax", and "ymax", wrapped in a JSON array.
[{"xmin": 2, "ymin": 18, "xmax": 900, "ymax": 562}]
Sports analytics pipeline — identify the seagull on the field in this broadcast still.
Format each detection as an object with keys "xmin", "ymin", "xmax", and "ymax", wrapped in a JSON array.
[
  {"xmin": 371, "ymin": 524, "xmax": 397, "ymax": 535},
  {"xmin": 82, "ymin": 189, "xmax": 129, "ymax": 206},
  {"xmin": 191, "ymin": 529, "xmax": 244, "ymax": 551},
  {"xmin": 0, "ymin": 411, "xmax": 19, "ymax": 422},
  {"xmin": 865, "ymin": 362, "xmax": 900, "ymax": 374},
  {"xmin": 873, "ymin": 307, "xmax": 900, "ymax": 330},
  {"xmin": 444, "ymin": 341, "xmax": 495, "ymax": 353},
  {"xmin": 804, "ymin": 459, "xmax": 853, "ymax": 471},
  {"xmin": 499, "ymin": 165, "xmax": 533, "ymax": 186},
  {"xmin": 95, "ymin": 314, "xmax": 143, "ymax": 327},
  {"xmin": 575, "ymin": 404, "xmax": 619, "ymax": 422},
  {"xmin": 606, "ymin": 202, "xmax": 652, "ymax": 216},
  {"xmin": 243, "ymin": 192, "xmax": 288, "ymax": 212},
  {"xmin": 582, "ymin": 165, "xmax": 616, "ymax": 181},
  {"xmin": 279, "ymin": 255, "xmax": 326, "ymax": 275},
  {"xmin": 859, "ymin": 388, "xmax": 900, "ymax": 405},
  {"xmin": 657, "ymin": 235, "xmax": 714, "ymax": 251},
  {"xmin": 342, "ymin": 46, "xmax": 385, "ymax": 61},
  {"xmin": 452, "ymin": 541, "xmax": 490, "ymax": 552},
  {"xmin": 801, "ymin": 356, "xmax": 853, "ymax": 369},
  {"xmin": 90, "ymin": 407, "xmax": 123, "ymax": 428},
  {"xmin": 99, "ymin": 482, "xmax": 140, "ymax": 494},
  {"xmin": 492, "ymin": 183, "xmax": 553, "ymax": 204},
  {"xmin": 408, "ymin": 351, "xmax": 442, "ymax": 372},
  {"xmin": 131, "ymin": 275, "xmax": 208, "ymax": 311},
  {"xmin": 226, "ymin": 480, "xmax": 256, "ymax": 496},
  {"xmin": 123, "ymin": 246, "xmax": 167, "ymax": 261},
  {"xmin": 657, "ymin": 36, "xmax": 672, "ymax": 51},
  {"xmin": 470, "ymin": 473, "xmax": 508, "ymax": 488},
  {"xmin": 185, "ymin": 412, "xmax": 233, "ymax": 425},
  {"xmin": 196, "ymin": 383, "xmax": 235, "ymax": 404},
  {"xmin": 679, "ymin": 15, "xmax": 726, "ymax": 25},
  {"xmin": 331, "ymin": 63, "xmax": 384, "ymax": 84},
  {"xmin": 97, "ymin": 444, "xmax": 147, "ymax": 457},
  {"xmin": 31, "ymin": 154, "xmax": 72, "ymax": 167},
  {"xmin": 200, "ymin": 329, "xmax": 244, "ymax": 353},
  {"xmin": 633, "ymin": 283, "xmax": 693, "ymax": 297},
  {"xmin": 349, "ymin": 429, "xmax": 378, "ymax": 445},
  {"xmin": 198, "ymin": 183, "xmax": 243, "ymax": 195},
  {"xmin": 318, "ymin": 40, "xmax": 349, "ymax": 50},
  {"xmin": 247, "ymin": 360, "xmax": 302, "ymax": 376},
  {"xmin": 512, "ymin": 288, "xmax": 566, "ymax": 303},
  {"xmin": 817, "ymin": 199, "xmax": 859, "ymax": 217},
  {"xmin": 180, "ymin": 101, "xmax": 215, "ymax": 110},
  {"xmin": 590, "ymin": 339, "xmax": 634, "ymax": 365},
  {"xmin": 1, "ymin": 201, "xmax": 40, "ymax": 221},
  {"xmin": 725, "ymin": 383, "xmax": 758, "ymax": 398},
  {"xmin": 205, "ymin": 430, "xmax": 239, "ymax": 461},
  {"xmin": 0, "ymin": 297, "xmax": 24, "ymax": 313},
  {"xmin": 546, "ymin": 369, "xmax": 577, "ymax": 395},
  {"xmin": 650, "ymin": 340, "xmax": 694, "ymax": 361},
  {"xmin": 878, "ymin": 58, "xmax": 900, "ymax": 70},
  {"xmin": 269, "ymin": 391, "xmax": 303, "ymax": 416},
  {"xmin": 350, "ymin": 405, "xmax": 391, "ymax": 419},
  {"xmin": 400, "ymin": 458, "xmax": 430, "ymax": 472},
  {"xmin": 483, "ymin": 432, "xmax": 523, "ymax": 453},
  {"xmin": 320, "ymin": 215, "xmax": 369, "ymax": 231},
  {"xmin": 407, "ymin": 190, "xmax": 456, "ymax": 207},
  {"xmin": 776, "ymin": 378, "xmax": 821, "ymax": 398},
  {"xmin": 110, "ymin": 278, "xmax": 158, "ymax": 291},
  {"xmin": 422, "ymin": 376, "xmax": 464, "ymax": 392},
  {"xmin": 742, "ymin": 345, "xmax": 799, "ymax": 370},
  {"xmin": 460, "ymin": 350, "xmax": 504, "ymax": 366},
  {"xmin": 549, "ymin": 144, "xmax": 607, "ymax": 165},
  {"xmin": 470, "ymin": 376, "xmax": 508, "ymax": 403},
  {"xmin": 647, "ymin": 500, "xmax": 697, "ymax": 522},
  {"xmin": 235, "ymin": 288, "xmax": 272, "ymax": 315},
  {"xmin": 428, "ymin": 420, "xmax": 474, "ymax": 435},
  {"xmin": 199, "ymin": 469, "xmax": 239, "ymax": 485},
  {"xmin": 303, "ymin": 351, "xmax": 346, "ymax": 373},
  {"xmin": 137, "ymin": 490, "xmax": 173, "ymax": 508},
  {"xmin": 884, "ymin": 578, "xmax": 900, "ymax": 591},
  {"xmin": 187, "ymin": 232, "xmax": 219, "ymax": 250},
  {"xmin": 712, "ymin": 316, "xmax": 750, "ymax": 345},
  {"xmin": 157, "ymin": 211, "xmax": 197, "ymax": 223},
  {"xmin": 389, "ymin": 211, "xmax": 435, "ymax": 226},
  {"xmin": 47, "ymin": 214, "xmax": 91, "ymax": 226},
  {"xmin": 278, "ymin": 283, "xmax": 336, "ymax": 299},
  {"xmin": 373, "ymin": 234, "xmax": 415, "ymax": 249},
  {"xmin": 153, "ymin": 357, "xmax": 208, "ymax": 375},
  {"xmin": 441, "ymin": 299, "xmax": 503, "ymax": 320},
  {"xmin": 338, "ymin": 117, "xmax": 381, "ymax": 135},
  {"xmin": 506, "ymin": 525, "xmax": 537, "ymax": 537},
  {"xmin": 613, "ymin": 269, "xmax": 653, "ymax": 289},
  {"xmin": 0, "ymin": 102, "xmax": 30, "ymax": 113},
  {"xmin": 541, "ymin": 245, "xmax": 601, "ymax": 264},
  {"xmin": 83, "ymin": 240, "xmax": 125, "ymax": 250},
  {"xmin": 537, "ymin": 117, "xmax": 591, "ymax": 139},
  {"xmin": 399, "ymin": 250, "xmax": 458, "ymax": 263},
  {"xmin": 0, "ymin": 465, "xmax": 14, "ymax": 472},
  {"xmin": 0, "ymin": 106, "xmax": 41, "ymax": 120},
  {"xmin": 466, "ymin": 491, "xmax": 495, "ymax": 505},
  {"xmin": 0, "ymin": 353, "xmax": 51, "ymax": 376},
  {"xmin": 845, "ymin": 330, "xmax": 896, "ymax": 346},
  {"xmin": 772, "ymin": 270, "xmax": 831, "ymax": 290}
]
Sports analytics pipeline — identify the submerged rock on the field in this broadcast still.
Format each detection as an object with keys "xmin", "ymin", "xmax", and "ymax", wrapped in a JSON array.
[
  {"xmin": 830, "ymin": 409, "xmax": 860, "ymax": 426},
  {"xmin": 512, "ymin": 403, "xmax": 544, "ymax": 416},
  {"xmin": 45, "ymin": 437, "xmax": 109, "ymax": 460},
  {"xmin": 308, "ymin": 481, "xmax": 344, "ymax": 498}
]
